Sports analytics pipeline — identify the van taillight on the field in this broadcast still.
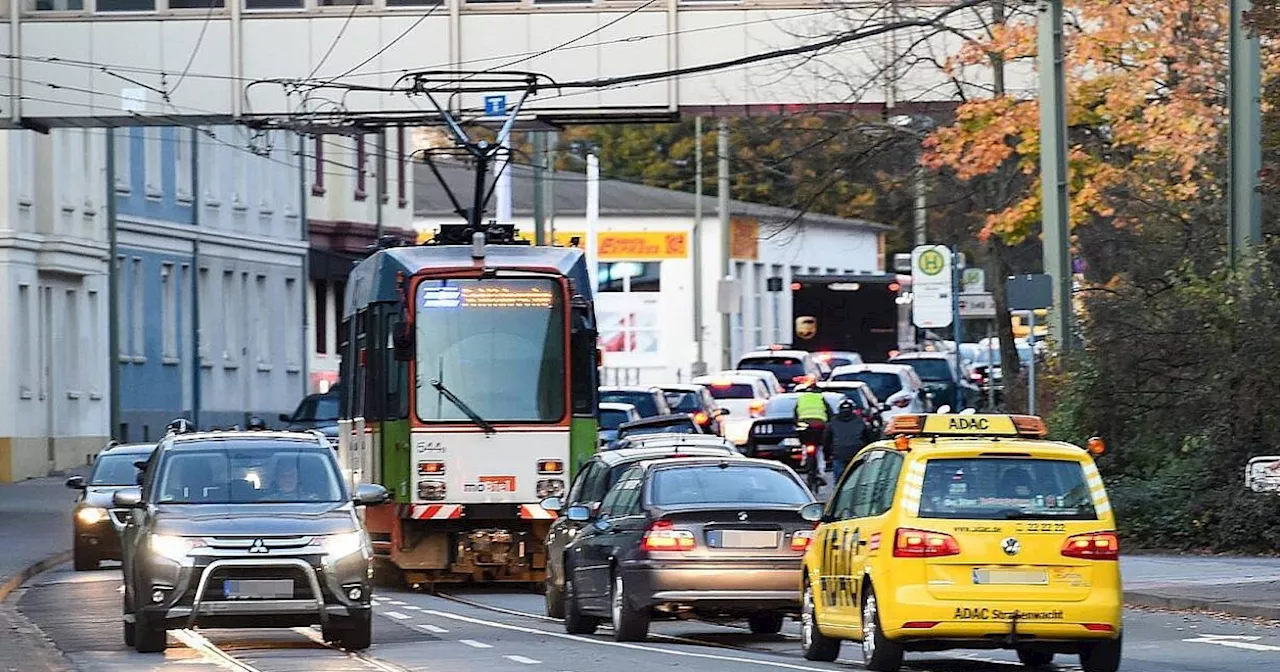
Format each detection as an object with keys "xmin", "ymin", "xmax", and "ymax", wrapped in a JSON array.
[
  {"xmin": 893, "ymin": 528, "xmax": 960, "ymax": 558},
  {"xmin": 1061, "ymin": 532, "xmax": 1119, "ymax": 560},
  {"xmin": 642, "ymin": 520, "xmax": 696, "ymax": 551}
]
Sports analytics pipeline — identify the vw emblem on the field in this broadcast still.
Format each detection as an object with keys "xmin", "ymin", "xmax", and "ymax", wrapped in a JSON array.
[
  {"xmin": 248, "ymin": 539, "xmax": 268, "ymax": 554},
  {"xmin": 1001, "ymin": 537, "xmax": 1021, "ymax": 556},
  {"xmin": 737, "ymin": 512, "xmax": 749, "ymax": 521}
]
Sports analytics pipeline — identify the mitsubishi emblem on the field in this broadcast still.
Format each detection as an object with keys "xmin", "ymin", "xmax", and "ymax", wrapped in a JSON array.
[
  {"xmin": 737, "ymin": 512, "xmax": 749, "ymax": 521},
  {"xmin": 1001, "ymin": 537, "xmax": 1021, "ymax": 556},
  {"xmin": 248, "ymin": 539, "xmax": 268, "ymax": 554}
]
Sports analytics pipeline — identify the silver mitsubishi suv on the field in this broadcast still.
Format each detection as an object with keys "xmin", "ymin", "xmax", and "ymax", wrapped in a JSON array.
[{"xmin": 113, "ymin": 430, "xmax": 389, "ymax": 653}]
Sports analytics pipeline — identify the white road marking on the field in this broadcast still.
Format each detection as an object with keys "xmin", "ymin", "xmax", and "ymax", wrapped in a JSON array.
[
  {"xmin": 505, "ymin": 655, "xmax": 542, "ymax": 664},
  {"xmin": 424, "ymin": 609, "xmax": 847, "ymax": 671},
  {"xmin": 172, "ymin": 629, "xmax": 262, "ymax": 672},
  {"xmin": 385, "ymin": 611, "xmax": 411, "ymax": 620},
  {"xmin": 389, "ymin": 600, "xmax": 408, "ymax": 606},
  {"xmin": 291, "ymin": 627, "xmax": 414, "ymax": 672},
  {"xmin": 460, "ymin": 639, "xmax": 493, "ymax": 649},
  {"xmin": 404, "ymin": 605, "xmax": 423, "ymax": 610},
  {"xmin": 1183, "ymin": 634, "xmax": 1280, "ymax": 652},
  {"xmin": 417, "ymin": 623, "xmax": 449, "ymax": 634}
]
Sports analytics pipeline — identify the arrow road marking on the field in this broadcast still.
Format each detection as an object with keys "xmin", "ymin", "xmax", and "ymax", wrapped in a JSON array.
[{"xmin": 1183, "ymin": 634, "xmax": 1280, "ymax": 652}]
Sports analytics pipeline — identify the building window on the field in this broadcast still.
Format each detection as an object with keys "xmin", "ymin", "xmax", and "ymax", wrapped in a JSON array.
[
  {"xmin": 64, "ymin": 290, "xmax": 78, "ymax": 394},
  {"xmin": 222, "ymin": 270, "xmax": 237, "ymax": 365},
  {"xmin": 175, "ymin": 128, "xmax": 193, "ymax": 202},
  {"xmin": 598, "ymin": 262, "xmax": 661, "ymax": 292},
  {"xmin": 312, "ymin": 135, "xmax": 325, "ymax": 196},
  {"xmin": 245, "ymin": 0, "xmax": 302, "ymax": 9},
  {"xmin": 355, "ymin": 135, "xmax": 368, "ymax": 201},
  {"xmin": 232, "ymin": 136, "xmax": 246, "ymax": 206},
  {"xmin": 81, "ymin": 129, "xmax": 95, "ymax": 212},
  {"xmin": 314, "ymin": 280, "xmax": 328, "ymax": 354},
  {"xmin": 116, "ymin": 257, "xmax": 127, "ymax": 358},
  {"xmin": 256, "ymin": 274, "xmax": 269, "ymax": 364},
  {"xmin": 397, "ymin": 127, "xmax": 407, "ymax": 208},
  {"xmin": 197, "ymin": 267, "xmax": 210, "ymax": 362},
  {"xmin": 18, "ymin": 284, "xmax": 32, "ymax": 397},
  {"xmin": 144, "ymin": 128, "xmax": 162, "ymax": 197},
  {"xmin": 334, "ymin": 280, "xmax": 346, "ymax": 354},
  {"xmin": 170, "ymin": 0, "xmax": 224, "ymax": 8},
  {"xmin": 113, "ymin": 128, "xmax": 130, "ymax": 193},
  {"xmin": 286, "ymin": 277, "xmax": 301, "ymax": 369},
  {"xmin": 32, "ymin": 0, "xmax": 84, "ymax": 10},
  {"xmin": 98, "ymin": 0, "xmax": 155, "ymax": 10},
  {"xmin": 132, "ymin": 258, "xmax": 145, "ymax": 359},
  {"xmin": 386, "ymin": 0, "xmax": 442, "ymax": 6},
  {"xmin": 377, "ymin": 130, "xmax": 388, "ymax": 203},
  {"xmin": 88, "ymin": 290, "xmax": 100, "ymax": 396},
  {"xmin": 320, "ymin": 0, "xmax": 369, "ymax": 5},
  {"xmin": 161, "ymin": 263, "xmax": 178, "ymax": 361},
  {"xmin": 201, "ymin": 134, "xmax": 220, "ymax": 204},
  {"xmin": 751, "ymin": 262, "xmax": 764, "ymax": 350}
]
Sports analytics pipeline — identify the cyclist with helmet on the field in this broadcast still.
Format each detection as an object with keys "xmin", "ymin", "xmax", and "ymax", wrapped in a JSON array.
[{"xmin": 793, "ymin": 383, "xmax": 831, "ymax": 489}]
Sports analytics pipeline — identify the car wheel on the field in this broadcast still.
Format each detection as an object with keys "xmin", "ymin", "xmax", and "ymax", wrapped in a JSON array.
[
  {"xmin": 747, "ymin": 613, "xmax": 785, "ymax": 634},
  {"xmin": 123, "ymin": 619, "xmax": 136, "ymax": 648},
  {"xmin": 1017, "ymin": 648, "xmax": 1054, "ymax": 667},
  {"xmin": 860, "ymin": 586, "xmax": 903, "ymax": 672},
  {"xmin": 610, "ymin": 573, "xmax": 649, "ymax": 642},
  {"xmin": 800, "ymin": 582, "xmax": 840, "ymax": 661},
  {"xmin": 72, "ymin": 541, "xmax": 98, "ymax": 572},
  {"xmin": 1079, "ymin": 635, "xmax": 1122, "ymax": 672},
  {"xmin": 132, "ymin": 612, "xmax": 167, "ymax": 653},
  {"xmin": 325, "ymin": 611, "xmax": 373, "ymax": 651},
  {"xmin": 545, "ymin": 575, "xmax": 566, "ymax": 620},
  {"xmin": 562, "ymin": 575, "xmax": 598, "ymax": 635}
]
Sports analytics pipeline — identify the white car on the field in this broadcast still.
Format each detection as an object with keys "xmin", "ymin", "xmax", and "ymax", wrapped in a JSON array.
[
  {"xmin": 828, "ymin": 362, "xmax": 931, "ymax": 420},
  {"xmin": 718, "ymin": 369, "xmax": 784, "ymax": 397},
  {"xmin": 691, "ymin": 374, "xmax": 772, "ymax": 446}
]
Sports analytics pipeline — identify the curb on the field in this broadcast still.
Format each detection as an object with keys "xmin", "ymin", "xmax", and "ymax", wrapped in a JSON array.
[
  {"xmin": 1124, "ymin": 590, "xmax": 1280, "ymax": 621},
  {"xmin": 0, "ymin": 551, "xmax": 71, "ymax": 604}
]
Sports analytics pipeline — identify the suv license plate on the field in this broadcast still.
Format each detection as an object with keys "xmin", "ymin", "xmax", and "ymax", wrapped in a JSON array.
[
  {"xmin": 224, "ymin": 579, "xmax": 294, "ymax": 599},
  {"xmin": 972, "ymin": 569, "xmax": 1048, "ymax": 585}
]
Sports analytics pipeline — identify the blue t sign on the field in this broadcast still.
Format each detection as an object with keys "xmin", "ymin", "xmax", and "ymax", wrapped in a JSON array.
[{"xmin": 484, "ymin": 95, "xmax": 507, "ymax": 117}]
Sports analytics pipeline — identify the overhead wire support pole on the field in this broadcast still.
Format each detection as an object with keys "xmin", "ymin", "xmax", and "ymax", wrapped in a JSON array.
[
  {"xmin": 692, "ymin": 116, "xmax": 706, "ymax": 377},
  {"xmin": 1036, "ymin": 0, "xmax": 1072, "ymax": 352},
  {"xmin": 107, "ymin": 128, "xmax": 120, "ymax": 440},
  {"xmin": 717, "ymin": 118, "xmax": 731, "ymax": 370},
  {"xmin": 1229, "ymin": 0, "xmax": 1262, "ymax": 268}
]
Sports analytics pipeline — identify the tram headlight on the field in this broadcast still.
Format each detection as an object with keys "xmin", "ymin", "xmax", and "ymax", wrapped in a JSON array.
[{"xmin": 536, "ymin": 479, "xmax": 565, "ymax": 499}]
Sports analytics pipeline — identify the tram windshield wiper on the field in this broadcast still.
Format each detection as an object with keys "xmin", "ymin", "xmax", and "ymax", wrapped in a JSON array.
[{"xmin": 429, "ymin": 379, "xmax": 496, "ymax": 435}]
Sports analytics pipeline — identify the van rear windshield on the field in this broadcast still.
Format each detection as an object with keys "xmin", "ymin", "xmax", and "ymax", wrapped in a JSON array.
[
  {"xmin": 917, "ymin": 458, "xmax": 1097, "ymax": 521},
  {"xmin": 707, "ymin": 384, "xmax": 756, "ymax": 399}
]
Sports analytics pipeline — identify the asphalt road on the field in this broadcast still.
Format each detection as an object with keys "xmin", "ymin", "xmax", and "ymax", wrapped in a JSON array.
[{"xmin": 15, "ymin": 564, "xmax": 1280, "ymax": 672}]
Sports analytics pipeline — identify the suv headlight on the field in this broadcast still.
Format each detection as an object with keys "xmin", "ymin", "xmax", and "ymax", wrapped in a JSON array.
[
  {"xmin": 149, "ymin": 535, "xmax": 203, "ymax": 562},
  {"xmin": 77, "ymin": 507, "xmax": 108, "ymax": 524},
  {"xmin": 321, "ymin": 532, "xmax": 365, "ymax": 559}
]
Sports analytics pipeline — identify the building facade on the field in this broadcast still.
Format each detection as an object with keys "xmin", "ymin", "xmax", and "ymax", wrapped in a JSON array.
[
  {"xmin": 114, "ymin": 126, "xmax": 308, "ymax": 441},
  {"xmin": 0, "ymin": 129, "xmax": 110, "ymax": 481}
]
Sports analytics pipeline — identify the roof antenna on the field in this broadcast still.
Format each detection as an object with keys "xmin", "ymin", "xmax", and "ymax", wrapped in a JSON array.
[{"xmin": 471, "ymin": 231, "xmax": 486, "ymax": 259}]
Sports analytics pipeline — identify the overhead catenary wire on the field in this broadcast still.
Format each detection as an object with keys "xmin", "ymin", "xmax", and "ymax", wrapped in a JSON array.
[{"xmin": 168, "ymin": 0, "xmax": 222, "ymax": 96}]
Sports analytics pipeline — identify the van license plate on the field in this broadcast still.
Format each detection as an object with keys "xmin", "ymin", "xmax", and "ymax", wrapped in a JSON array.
[
  {"xmin": 224, "ymin": 579, "xmax": 294, "ymax": 599},
  {"xmin": 972, "ymin": 569, "xmax": 1048, "ymax": 585}
]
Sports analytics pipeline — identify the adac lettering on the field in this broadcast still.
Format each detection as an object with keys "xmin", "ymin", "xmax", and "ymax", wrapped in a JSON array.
[
  {"xmin": 954, "ymin": 607, "xmax": 1065, "ymax": 620},
  {"xmin": 947, "ymin": 416, "xmax": 989, "ymax": 431},
  {"xmin": 820, "ymin": 528, "xmax": 859, "ymax": 608}
]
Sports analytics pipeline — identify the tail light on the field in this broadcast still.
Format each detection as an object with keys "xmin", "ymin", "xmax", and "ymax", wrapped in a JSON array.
[
  {"xmin": 1062, "ymin": 532, "xmax": 1119, "ymax": 560},
  {"xmin": 791, "ymin": 529, "xmax": 816, "ymax": 551},
  {"xmin": 892, "ymin": 396, "xmax": 911, "ymax": 408},
  {"xmin": 970, "ymin": 372, "xmax": 984, "ymax": 381},
  {"xmin": 805, "ymin": 444, "xmax": 817, "ymax": 456},
  {"xmin": 749, "ymin": 400, "xmax": 766, "ymax": 417},
  {"xmin": 893, "ymin": 528, "xmax": 961, "ymax": 558},
  {"xmin": 693, "ymin": 411, "xmax": 709, "ymax": 426},
  {"xmin": 642, "ymin": 520, "xmax": 696, "ymax": 551}
]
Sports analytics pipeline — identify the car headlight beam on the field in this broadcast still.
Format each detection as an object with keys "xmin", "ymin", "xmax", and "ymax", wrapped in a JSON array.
[
  {"xmin": 322, "ymin": 532, "xmax": 365, "ymax": 559},
  {"xmin": 149, "ymin": 535, "xmax": 201, "ymax": 562},
  {"xmin": 76, "ymin": 507, "xmax": 108, "ymax": 524}
]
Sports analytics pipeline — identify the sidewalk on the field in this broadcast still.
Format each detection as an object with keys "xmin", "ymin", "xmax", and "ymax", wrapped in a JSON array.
[
  {"xmin": 1123, "ymin": 555, "xmax": 1280, "ymax": 620},
  {"xmin": 0, "ymin": 469, "xmax": 85, "ymax": 672}
]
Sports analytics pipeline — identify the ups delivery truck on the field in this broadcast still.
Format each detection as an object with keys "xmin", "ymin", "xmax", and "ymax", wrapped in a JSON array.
[{"xmin": 790, "ymin": 274, "xmax": 907, "ymax": 362}]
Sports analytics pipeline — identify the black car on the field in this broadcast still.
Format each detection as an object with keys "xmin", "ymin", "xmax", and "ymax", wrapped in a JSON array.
[
  {"xmin": 66, "ymin": 442, "xmax": 156, "ymax": 570},
  {"xmin": 614, "ymin": 414, "xmax": 707, "ymax": 444},
  {"xmin": 599, "ymin": 386, "xmax": 673, "ymax": 418},
  {"xmin": 816, "ymin": 381, "xmax": 886, "ymax": 438},
  {"xmin": 559, "ymin": 457, "xmax": 822, "ymax": 641},
  {"xmin": 742, "ymin": 392, "xmax": 846, "ymax": 472},
  {"xmin": 538, "ymin": 443, "xmax": 738, "ymax": 619},
  {"xmin": 659, "ymin": 385, "xmax": 727, "ymax": 435},
  {"xmin": 889, "ymin": 352, "xmax": 980, "ymax": 410},
  {"xmin": 281, "ymin": 389, "xmax": 341, "ymax": 438}
]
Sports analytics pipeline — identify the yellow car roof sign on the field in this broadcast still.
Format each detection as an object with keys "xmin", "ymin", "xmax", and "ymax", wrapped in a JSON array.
[{"xmin": 888, "ymin": 413, "xmax": 1048, "ymax": 438}]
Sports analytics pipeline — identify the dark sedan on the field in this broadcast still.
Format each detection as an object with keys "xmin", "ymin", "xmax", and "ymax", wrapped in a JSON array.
[
  {"xmin": 742, "ymin": 392, "xmax": 845, "ymax": 472},
  {"xmin": 538, "ymin": 443, "xmax": 737, "ymax": 619},
  {"xmin": 659, "ymin": 384, "xmax": 726, "ymax": 435},
  {"xmin": 66, "ymin": 442, "xmax": 155, "ymax": 570},
  {"xmin": 281, "ymin": 389, "xmax": 341, "ymax": 438},
  {"xmin": 614, "ymin": 414, "xmax": 706, "ymax": 444},
  {"xmin": 560, "ymin": 457, "xmax": 822, "ymax": 641},
  {"xmin": 599, "ymin": 386, "xmax": 673, "ymax": 418}
]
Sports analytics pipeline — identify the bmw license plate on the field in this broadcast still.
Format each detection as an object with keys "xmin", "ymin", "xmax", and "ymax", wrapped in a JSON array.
[
  {"xmin": 224, "ymin": 579, "xmax": 294, "ymax": 600},
  {"xmin": 711, "ymin": 530, "xmax": 780, "ymax": 548},
  {"xmin": 972, "ymin": 569, "xmax": 1048, "ymax": 585}
]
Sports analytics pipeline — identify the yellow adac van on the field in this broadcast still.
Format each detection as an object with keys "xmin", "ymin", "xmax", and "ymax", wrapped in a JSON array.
[{"xmin": 800, "ymin": 413, "xmax": 1122, "ymax": 672}]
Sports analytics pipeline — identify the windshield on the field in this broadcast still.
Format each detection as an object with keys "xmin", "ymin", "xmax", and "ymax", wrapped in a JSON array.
[
  {"xmin": 822, "ymin": 387, "xmax": 869, "ymax": 410},
  {"xmin": 705, "ymin": 383, "xmax": 756, "ymax": 400},
  {"xmin": 650, "ymin": 465, "xmax": 811, "ymax": 507},
  {"xmin": 622, "ymin": 421, "xmax": 698, "ymax": 438},
  {"xmin": 663, "ymin": 391, "xmax": 703, "ymax": 412},
  {"xmin": 416, "ymin": 278, "xmax": 566, "ymax": 423},
  {"xmin": 738, "ymin": 357, "xmax": 805, "ymax": 382},
  {"xmin": 91, "ymin": 453, "xmax": 149, "ymax": 486},
  {"xmin": 918, "ymin": 458, "xmax": 1097, "ymax": 520},
  {"xmin": 897, "ymin": 358, "xmax": 954, "ymax": 382},
  {"xmin": 600, "ymin": 392, "xmax": 662, "ymax": 417},
  {"xmin": 832, "ymin": 371, "xmax": 902, "ymax": 400},
  {"xmin": 600, "ymin": 409, "xmax": 631, "ymax": 430},
  {"xmin": 154, "ymin": 443, "xmax": 344, "ymax": 504},
  {"xmin": 291, "ymin": 395, "xmax": 339, "ymax": 422}
]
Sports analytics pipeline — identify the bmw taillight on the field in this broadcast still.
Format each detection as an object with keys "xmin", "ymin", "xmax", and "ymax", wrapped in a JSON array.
[
  {"xmin": 1061, "ymin": 532, "xmax": 1119, "ymax": 560},
  {"xmin": 642, "ymin": 520, "xmax": 696, "ymax": 551},
  {"xmin": 893, "ymin": 528, "xmax": 960, "ymax": 558},
  {"xmin": 791, "ymin": 529, "xmax": 816, "ymax": 551}
]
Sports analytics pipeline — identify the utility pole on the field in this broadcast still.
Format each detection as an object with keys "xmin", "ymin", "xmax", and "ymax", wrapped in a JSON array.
[
  {"xmin": 106, "ymin": 128, "xmax": 120, "ymax": 440},
  {"xmin": 717, "ymin": 119, "xmax": 732, "ymax": 370},
  {"xmin": 374, "ymin": 130, "xmax": 384, "ymax": 239},
  {"xmin": 546, "ymin": 131, "xmax": 558, "ymax": 243},
  {"xmin": 1037, "ymin": 0, "xmax": 1071, "ymax": 351},
  {"xmin": 191, "ymin": 128, "xmax": 202, "ymax": 428},
  {"xmin": 1229, "ymin": 0, "xmax": 1262, "ymax": 267},
  {"xmin": 532, "ymin": 131, "xmax": 547, "ymax": 245},
  {"xmin": 691, "ymin": 117, "xmax": 706, "ymax": 376}
]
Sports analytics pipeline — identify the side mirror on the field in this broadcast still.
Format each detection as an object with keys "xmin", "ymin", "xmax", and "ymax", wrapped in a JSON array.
[
  {"xmin": 540, "ymin": 496, "xmax": 563, "ymax": 513},
  {"xmin": 353, "ymin": 483, "xmax": 390, "ymax": 506},
  {"xmin": 279, "ymin": 413, "xmax": 292, "ymax": 423},
  {"xmin": 112, "ymin": 486, "xmax": 144, "ymax": 509},
  {"xmin": 65, "ymin": 475, "xmax": 87, "ymax": 490},
  {"xmin": 799, "ymin": 502, "xmax": 825, "ymax": 523},
  {"xmin": 565, "ymin": 505, "xmax": 591, "ymax": 522}
]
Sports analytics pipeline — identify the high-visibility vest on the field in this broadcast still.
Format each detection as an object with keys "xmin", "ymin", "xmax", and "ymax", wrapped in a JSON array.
[{"xmin": 795, "ymin": 392, "xmax": 829, "ymax": 421}]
